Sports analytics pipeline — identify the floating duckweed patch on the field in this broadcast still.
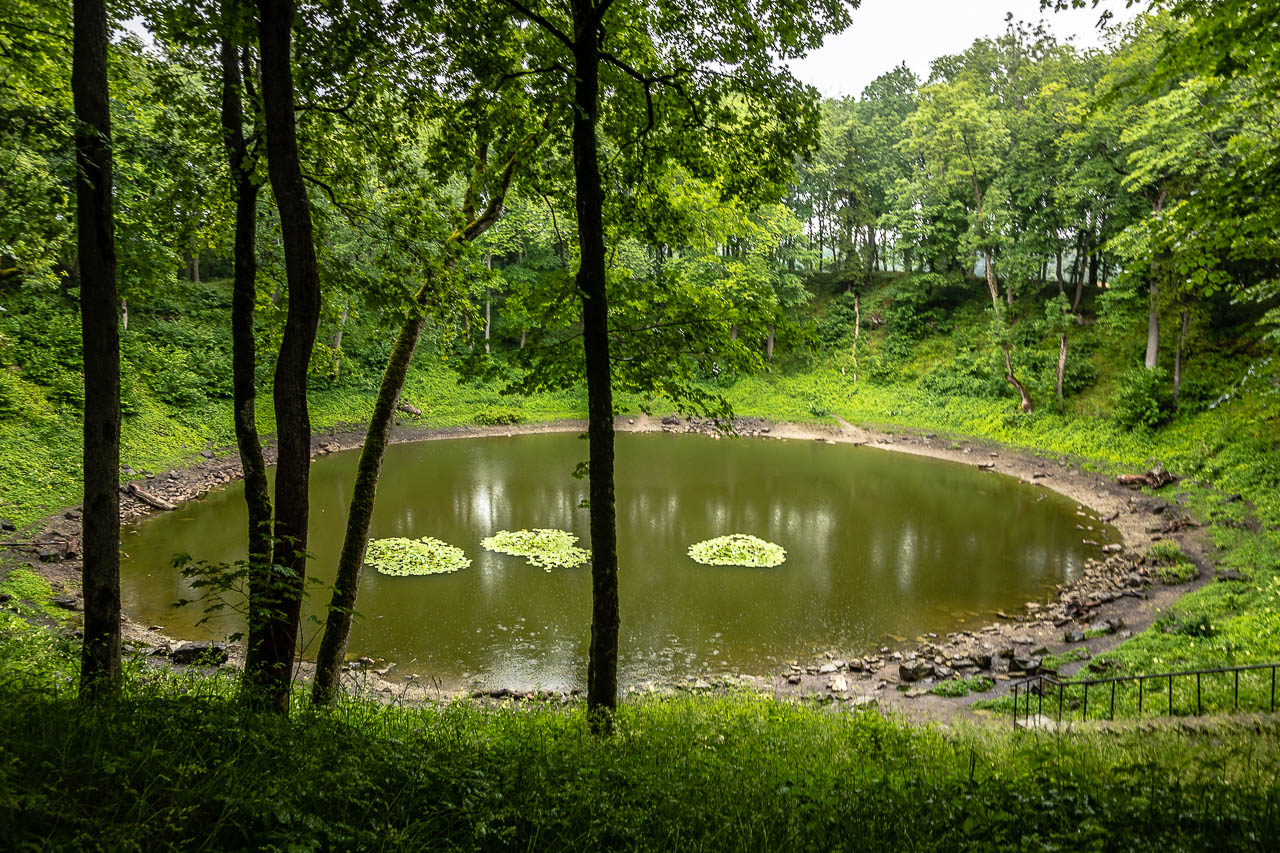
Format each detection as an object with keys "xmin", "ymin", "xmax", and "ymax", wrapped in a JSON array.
[
  {"xmin": 364, "ymin": 537, "xmax": 471, "ymax": 576},
  {"xmin": 688, "ymin": 534, "xmax": 786, "ymax": 568},
  {"xmin": 481, "ymin": 529, "xmax": 591, "ymax": 571}
]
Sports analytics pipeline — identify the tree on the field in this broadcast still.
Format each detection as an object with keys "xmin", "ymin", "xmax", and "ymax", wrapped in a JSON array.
[
  {"xmin": 72, "ymin": 0, "xmax": 121, "ymax": 697},
  {"xmin": 246, "ymin": 0, "xmax": 323, "ymax": 712},
  {"xmin": 501, "ymin": 0, "xmax": 852, "ymax": 731}
]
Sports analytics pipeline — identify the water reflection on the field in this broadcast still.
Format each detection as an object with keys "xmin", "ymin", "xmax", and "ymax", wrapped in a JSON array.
[{"xmin": 119, "ymin": 432, "xmax": 1109, "ymax": 689}]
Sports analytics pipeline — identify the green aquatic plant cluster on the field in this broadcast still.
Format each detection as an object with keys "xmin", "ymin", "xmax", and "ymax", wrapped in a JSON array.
[
  {"xmin": 687, "ymin": 534, "xmax": 786, "ymax": 568},
  {"xmin": 481, "ymin": 529, "xmax": 591, "ymax": 571},
  {"xmin": 364, "ymin": 537, "xmax": 471, "ymax": 577}
]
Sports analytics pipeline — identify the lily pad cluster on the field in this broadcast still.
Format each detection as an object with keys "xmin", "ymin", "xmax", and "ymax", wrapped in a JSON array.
[
  {"xmin": 364, "ymin": 537, "xmax": 471, "ymax": 577},
  {"xmin": 481, "ymin": 528, "xmax": 591, "ymax": 571},
  {"xmin": 687, "ymin": 534, "xmax": 786, "ymax": 568}
]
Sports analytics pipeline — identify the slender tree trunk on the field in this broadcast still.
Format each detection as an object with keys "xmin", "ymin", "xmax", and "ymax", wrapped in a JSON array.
[
  {"xmin": 729, "ymin": 324, "xmax": 738, "ymax": 341},
  {"xmin": 1056, "ymin": 332, "xmax": 1068, "ymax": 403},
  {"xmin": 120, "ymin": 297, "xmax": 127, "ymax": 331},
  {"xmin": 484, "ymin": 288, "xmax": 491, "ymax": 355},
  {"xmin": 310, "ymin": 272, "xmax": 435, "ymax": 704},
  {"xmin": 1055, "ymin": 251, "xmax": 1064, "ymax": 295},
  {"xmin": 331, "ymin": 300, "xmax": 348, "ymax": 379},
  {"xmin": 766, "ymin": 323, "xmax": 775, "ymax": 360},
  {"xmin": 851, "ymin": 290, "xmax": 860, "ymax": 381},
  {"xmin": 1145, "ymin": 275, "xmax": 1160, "ymax": 370},
  {"xmin": 1173, "ymin": 309, "xmax": 1189, "ymax": 402},
  {"xmin": 572, "ymin": 0, "xmax": 619, "ymax": 734},
  {"xmin": 73, "ymin": 0, "xmax": 121, "ymax": 699},
  {"xmin": 221, "ymin": 3, "xmax": 274, "ymax": 696},
  {"xmin": 193, "ymin": 252, "xmax": 201, "ymax": 284},
  {"xmin": 984, "ymin": 248, "xmax": 1033, "ymax": 413},
  {"xmin": 519, "ymin": 328, "xmax": 526, "ymax": 349},
  {"xmin": 250, "ymin": 0, "xmax": 323, "ymax": 714}
]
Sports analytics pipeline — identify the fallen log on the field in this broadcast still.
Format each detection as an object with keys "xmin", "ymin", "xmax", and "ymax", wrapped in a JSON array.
[
  {"xmin": 123, "ymin": 482, "xmax": 176, "ymax": 511},
  {"xmin": 395, "ymin": 400, "xmax": 422, "ymax": 418}
]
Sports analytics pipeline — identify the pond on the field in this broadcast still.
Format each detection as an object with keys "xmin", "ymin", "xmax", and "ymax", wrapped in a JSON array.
[{"xmin": 120, "ymin": 432, "xmax": 1114, "ymax": 690}]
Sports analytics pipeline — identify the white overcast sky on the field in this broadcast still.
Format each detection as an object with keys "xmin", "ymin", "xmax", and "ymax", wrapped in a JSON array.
[{"xmin": 790, "ymin": 0, "xmax": 1144, "ymax": 98}]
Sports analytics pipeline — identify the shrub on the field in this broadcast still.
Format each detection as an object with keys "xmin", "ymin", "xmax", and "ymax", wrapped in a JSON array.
[
  {"xmin": 929, "ymin": 675, "xmax": 994, "ymax": 697},
  {"xmin": 1111, "ymin": 366, "xmax": 1176, "ymax": 430},
  {"xmin": 475, "ymin": 409, "xmax": 522, "ymax": 426},
  {"xmin": 1145, "ymin": 540, "xmax": 1198, "ymax": 583}
]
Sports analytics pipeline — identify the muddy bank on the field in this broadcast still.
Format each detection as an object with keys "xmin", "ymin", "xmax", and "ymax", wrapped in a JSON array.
[{"xmin": 11, "ymin": 413, "xmax": 1211, "ymax": 719}]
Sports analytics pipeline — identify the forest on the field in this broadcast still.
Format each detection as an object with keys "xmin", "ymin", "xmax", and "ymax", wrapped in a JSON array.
[{"xmin": 2, "ymin": 0, "xmax": 1280, "ymax": 848}]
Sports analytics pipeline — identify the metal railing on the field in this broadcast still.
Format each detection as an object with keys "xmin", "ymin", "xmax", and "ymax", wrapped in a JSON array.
[{"xmin": 1011, "ymin": 661, "xmax": 1280, "ymax": 729}]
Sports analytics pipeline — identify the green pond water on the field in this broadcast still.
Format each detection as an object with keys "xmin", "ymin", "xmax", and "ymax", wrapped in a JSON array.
[{"xmin": 120, "ymin": 432, "xmax": 1114, "ymax": 690}]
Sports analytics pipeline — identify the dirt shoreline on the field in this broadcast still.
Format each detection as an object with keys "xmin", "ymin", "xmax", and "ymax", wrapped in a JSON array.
[{"xmin": 15, "ymin": 413, "xmax": 1210, "ymax": 723}]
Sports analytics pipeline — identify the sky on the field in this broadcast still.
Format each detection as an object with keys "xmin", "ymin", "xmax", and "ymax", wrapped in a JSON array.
[{"xmin": 789, "ymin": 0, "xmax": 1143, "ymax": 98}]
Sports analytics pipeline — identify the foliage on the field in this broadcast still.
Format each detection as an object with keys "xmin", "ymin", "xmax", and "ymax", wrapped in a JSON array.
[
  {"xmin": 687, "ymin": 534, "xmax": 786, "ymax": 568},
  {"xmin": 481, "ymin": 528, "xmax": 590, "ymax": 571},
  {"xmin": 1111, "ymin": 366, "xmax": 1177, "ymax": 430},
  {"xmin": 364, "ymin": 537, "xmax": 471, "ymax": 577},
  {"xmin": 927, "ymin": 675, "xmax": 993, "ymax": 697}
]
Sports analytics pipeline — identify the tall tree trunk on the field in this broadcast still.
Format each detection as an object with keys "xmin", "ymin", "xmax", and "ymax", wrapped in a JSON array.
[
  {"xmin": 484, "ymin": 288, "xmax": 491, "ymax": 355},
  {"xmin": 1145, "ymin": 275, "xmax": 1160, "ymax": 370},
  {"xmin": 73, "ymin": 0, "xmax": 121, "ymax": 699},
  {"xmin": 1173, "ymin": 309, "xmax": 1189, "ymax": 403},
  {"xmin": 192, "ymin": 251, "xmax": 201, "ymax": 284},
  {"xmin": 250, "ymin": 0, "xmax": 323, "ymax": 714},
  {"xmin": 331, "ymin": 300, "xmax": 349, "ymax": 379},
  {"xmin": 572, "ymin": 0, "xmax": 619, "ymax": 734},
  {"xmin": 120, "ymin": 297, "xmax": 127, "ymax": 331},
  {"xmin": 729, "ymin": 324, "xmax": 737, "ymax": 341},
  {"xmin": 766, "ymin": 323, "xmax": 775, "ymax": 360},
  {"xmin": 310, "ymin": 273, "xmax": 434, "ymax": 705},
  {"xmin": 851, "ymin": 291, "xmax": 860, "ymax": 381},
  {"xmin": 310, "ymin": 138, "xmax": 524, "ymax": 704},
  {"xmin": 519, "ymin": 328, "xmax": 526, "ymax": 349},
  {"xmin": 221, "ymin": 2, "xmax": 274, "ymax": 694},
  {"xmin": 984, "ymin": 248, "xmax": 1033, "ymax": 413},
  {"xmin": 1056, "ymin": 332, "xmax": 1068, "ymax": 403}
]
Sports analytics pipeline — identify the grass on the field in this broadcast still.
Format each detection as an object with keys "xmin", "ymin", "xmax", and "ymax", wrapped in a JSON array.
[
  {"xmin": 1, "ymin": 616, "xmax": 1279, "ymax": 851},
  {"xmin": 928, "ymin": 675, "xmax": 994, "ymax": 697}
]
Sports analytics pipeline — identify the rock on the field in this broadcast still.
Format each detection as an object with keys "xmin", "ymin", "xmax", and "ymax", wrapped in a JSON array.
[
  {"xmin": 998, "ymin": 646, "xmax": 1015, "ymax": 660},
  {"xmin": 1031, "ymin": 646, "xmax": 1050, "ymax": 657},
  {"xmin": 170, "ymin": 641, "xmax": 229, "ymax": 666},
  {"xmin": 50, "ymin": 596, "xmax": 77, "ymax": 610},
  {"xmin": 847, "ymin": 659, "xmax": 864, "ymax": 672},
  {"xmin": 1064, "ymin": 629, "xmax": 1085, "ymax": 644},
  {"xmin": 661, "ymin": 415, "xmax": 680, "ymax": 426},
  {"xmin": 818, "ymin": 662, "xmax": 838, "ymax": 675},
  {"xmin": 200, "ymin": 450, "xmax": 214, "ymax": 459},
  {"xmin": 168, "ymin": 470, "xmax": 180, "ymax": 480},
  {"xmin": 0, "ymin": 518, "xmax": 14, "ymax": 531},
  {"xmin": 904, "ymin": 687, "xmax": 929, "ymax": 698},
  {"xmin": 898, "ymin": 660, "xmax": 934, "ymax": 682},
  {"xmin": 786, "ymin": 674, "xmax": 801, "ymax": 685},
  {"xmin": 0, "ymin": 593, "xmax": 10, "ymax": 604},
  {"xmin": 831, "ymin": 659, "xmax": 846, "ymax": 670},
  {"xmin": 37, "ymin": 540, "xmax": 78, "ymax": 562},
  {"xmin": 1216, "ymin": 570, "xmax": 1245, "ymax": 582},
  {"xmin": 64, "ymin": 509, "xmax": 82, "ymax": 521},
  {"xmin": 1010, "ymin": 656, "xmax": 1041, "ymax": 675},
  {"xmin": 850, "ymin": 695, "xmax": 877, "ymax": 709},
  {"xmin": 1102, "ymin": 544, "xmax": 1123, "ymax": 554},
  {"xmin": 1126, "ymin": 572, "xmax": 1145, "ymax": 588},
  {"xmin": 1012, "ymin": 635, "xmax": 1034, "ymax": 645},
  {"xmin": 934, "ymin": 665, "xmax": 955, "ymax": 679},
  {"xmin": 829, "ymin": 674, "xmax": 849, "ymax": 693}
]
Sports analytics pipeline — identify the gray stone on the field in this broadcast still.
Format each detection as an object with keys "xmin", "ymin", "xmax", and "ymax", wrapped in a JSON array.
[
  {"xmin": 1010, "ymin": 656, "xmax": 1041, "ymax": 675},
  {"xmin": 170, "ymin": 641, "xmax": 229, "ymax": 666},
  {"xmin": 899, "ymin": 659, "xmax": 934, "ymax": 682},
  {"xmin": 934, "ymin": 665, "xmax": 955, "ymax": 679},
  {"xmin": 973, "ymin": 652, "xmax": 993, "ymax": 669},
  {"xmin": 829, "ymin": 674, "xmax": 849, "ymax": 693},
  {"xmin": 1064, "ymin": 629, "xmax": 1086, "ymax": 644},
  {"xmin": 818, "ymin": 662, "xmax": 838, "ymax": 674},
  {"xmin": 661, "ymin": 415, "xmax": 680, "ymax": 426},
  {"xmin": 50, "ymin": 596, "xmax": 77, "ymax": 610},
  {"xmin": 1031, "ymin": 646, "xmax": 1050, "ymax": 657},
  {"xmin": 786, "ymin": 673, "xmax": 801, "ymax": 685},
  {"xmin": 200, "ymin": 450, "xmax": 214, "ymax": 459},
  {"xmin": 0, "ymin": 518, "xmax": 14, "ymax": 532}
]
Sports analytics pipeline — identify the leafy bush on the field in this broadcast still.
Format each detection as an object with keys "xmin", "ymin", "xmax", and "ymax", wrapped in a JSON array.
[
  {"xmin": 475, "ymin": 409, "xmax": 523, "ymax": 426},
  {"xmin": 1145, "ymin": 540, "xmax": 1198, "ymax": 583},
  {"xmin": 1111, "ymin": 366, "xmax": 1176, "ymax": 430}
]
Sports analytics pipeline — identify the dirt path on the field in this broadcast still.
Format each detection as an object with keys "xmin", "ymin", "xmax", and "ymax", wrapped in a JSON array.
[{"xmin": 9, "ymin": 413, "xmax": 1210, "ymax": 724}]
